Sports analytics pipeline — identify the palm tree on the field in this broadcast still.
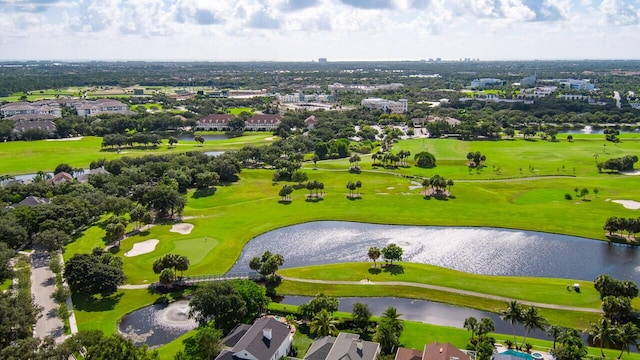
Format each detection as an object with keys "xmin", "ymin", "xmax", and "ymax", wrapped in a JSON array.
[
  {"xmin": 500, "ymin": 301, "xmax": 524, "ymax": 347},
  {"xmin": 368, "ymin": 247, "xmax": 381, "ymax": 268},
  {"xmin": 590, "ymin": 318, "xmax": 619, "ymax": 358},
  {"xmin": 355, "ymin": 180, "xmax": 362, "ymax": 196},
  {"xmin": 521, "ymin": 306, "xmax": 547, "ymax": 349},
  {"xmin": 618, "ymin": 322, "xmax": 639, "ymax": 359},
  {"xmin": 372, "ymin": 153, "xmax": 379, "ymax": 166},
  {"xmin": 312, "ymin": 155, "xmax": 320, "ymax": 170},
  {"xmin": 381, "ymin": 307, "xmax": 404, "ymax": 336},
  {"xmin": 310, "ymin": 309, "xmax": 338, "ymax": 337},
  {"xmin": 546, "ymin": 325, "xmax": 565, "ymax": 350},
  {"xmin": 464, "ymin": 317, "xmax": 478, "ymax": 338}
]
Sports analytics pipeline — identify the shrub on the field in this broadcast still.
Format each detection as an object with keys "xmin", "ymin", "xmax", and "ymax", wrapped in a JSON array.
[{"xmin": 564, "ymin": 193, "xmax": 572, "ymax": 200}]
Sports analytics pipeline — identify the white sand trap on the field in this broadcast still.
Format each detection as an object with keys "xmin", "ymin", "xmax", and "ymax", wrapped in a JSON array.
[
  {"xmin": 170, "ymin": 223, "xmax": 194, "ymax": 234},
  {"xmin": 46, "ymin": 137, "xmax": 84, "ymax": 141},
  {"xmin": 621, "ymin": 170, "xmax": 640, "ymax": 176},
  {"xmin": 125, "ymin": 239, "xmax": 159, "ymax": 257},
  {"xmin": 612, "ymin": 200, "xmax": 640, "ymax": 210}
]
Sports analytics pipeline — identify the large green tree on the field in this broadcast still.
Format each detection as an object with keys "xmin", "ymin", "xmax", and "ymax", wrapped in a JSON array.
[
  {"xmin": 64, "ymin": 253, "xmax": 125, "ymax": 296},
  {"xmin": 381, "ymin": 244, "xmax": 403, "ymax": 265},
  {"xmin": 189, "ymin": 281, "xmax": 247, "ymax": 332}
]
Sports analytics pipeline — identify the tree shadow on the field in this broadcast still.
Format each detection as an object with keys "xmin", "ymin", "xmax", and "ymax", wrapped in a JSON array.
[
  {"xmin": 278, "ymin": 200, "xmax": 293, "ymax": 205},
  {"xmin": 73, "ymin": 292, "xmax": 124, "ymax": 312},
  {"xmin": 292, "ymin": 184, "xmax": 307, "ymax": 190},
  {"xmin": 382, "ymin": 264, "xmax": 405, "ymax": 275},
  {"xmin": 368, "ymin": 267, "xmax": 381, "ymax": 275},
  {"xmin": 305, "ymin": 196, "xmax": 324, "ymax": 203},
  {"xmin": 346, "ymin": 195, "xmax": 362, "ymax": 201},
  {"xmin": 191, "ymin": 187, "xmax": 216, "ymax": 199},
  {"xmin": 423, "ymin": 195, "xmax": 432, "ymax": 200}
]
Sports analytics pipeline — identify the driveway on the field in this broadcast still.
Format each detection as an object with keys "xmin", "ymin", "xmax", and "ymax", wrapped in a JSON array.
[{"xmin": 30, "ymin": 247, "xmax": 66, "ymax": 343}]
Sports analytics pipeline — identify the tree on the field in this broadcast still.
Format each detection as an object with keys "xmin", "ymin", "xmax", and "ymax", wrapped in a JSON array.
[
  {"xmin": 194, "ymin": 135, "xmax": 205, "ymax": 146},
  {"xmin": 351, "ymin": 302, "xmax": 372, "ymax": 333},
  {"xmin": 168, "ymin": 136, "xmax": 178, "ymax": 148},
  {"xmin": 231, "ymin": 279, "xmax": 270, "ymax": 322},
  {"xmin": 547, "ymin": 325, "xmax": 565, "ymax": 350},
  {"xmin": 194, "ymin": 171, "xmax": 219, "ymax": 190},
  {"xmin": 248, "ymin": 250, "xmax": 284, "ymax": 276},
  {"xmin": 279, "ymin": 185, "xmax": 294, "ymax": 201},
  {"xmin": 182, "ymin": 321, "xmax": 223, "ymax": 360},
  {"xmin": 500, "ymin": 301, "xmax": 524, "ymax": 347},
  {"xmin": 298, "ymin": 293, "xmax": 339, "ymax": 320},
  {"xmin": 355, "ymin": 180, "xmax": 362, "ymax": 195},
  {"xmin": 618, "ymin": 322, "xmax": 639, "ymax": 359},
  {"xmin": 521, "ymin": 306, "xmax": 547, "ymax": 348},
  {"xmin": 414, "ymin": 151, "xmax": 436, "ymax": 168},
  {"xmin": 368, "ymin": 246, "xmax": 381, "ymax": 268},
  {"xmin": 590, "ymin": 317, "xmax": 619, "ymax": 358},
  {"xmin": 381, "ymin": 243, "xmax": 403, "ymax": 265},
  {"xmin": 464, "ymin": 316, "xmax": 479, "ymax": 338},
  {"xmin": 310, "ymin": 309, "xmax": 338, "ymax": 337},
  {"xmin": 291, "ymin": 171, "xmax": 308, "ymax": 185},
  {"xmin": 153, "ymin": 254, "xmax": 190, "ymax": 278},
  {"xmin": 159, "ymin": 268, "xmax": 175, "ymax": 287},
  {"xmin": 64, "ymin": 253, "xmax": 125, "ymax": 296},
  {"xmin": 346, "ymin": 181, "xmax": 357, "ymax": 197},
  {"xmin": 374, "ymin": 307, "xmax": 404, "ymax": 354},
  {"xmin": 602, "ymin": 295, "xmax": 632, "ymax": 323},
  {"xmin": 54, "ymin": 163, "xmax": 73, "ymax": 175},
  {"xmin": 554, "ymin": 328, "xmax": 587, "ymax": 360},
  {"xmin": 312, "ymin": 154, "xmax": 320, "ymax": 169},
  {"xmin": 34, "ymin": 228, "xmax": 68, "ymax": 252},
  {"xmin": 189, "ymin": 281, "xmax": 247, "ymax": 332}
]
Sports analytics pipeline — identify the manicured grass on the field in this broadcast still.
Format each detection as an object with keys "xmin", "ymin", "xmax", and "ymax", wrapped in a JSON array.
[
  {"xmin": 228, "ymin": 107, "xmax": 253, "ymax": 115},
  {"xmin": 0, "ymin": 133, "xmax": 275, "ymax": 175},
  {"xmin": 279, "ymin": 262, "xmax": 604, "ymax": 309},
  {"xmin": 0, "ymin": 277, "xmax": 11, "ymax": 291}
]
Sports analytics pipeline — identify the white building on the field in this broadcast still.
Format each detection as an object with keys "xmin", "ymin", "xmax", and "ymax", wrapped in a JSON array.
[
  {"xmin": 556, "ymin": 79, "xmax": 596, "ymax": 91},
  {"xmin": 361, "ymin": 98, "xmax": 408, "ymax": 113},
  {"xmin": 70, "ymin": 99, "xmax": 134, "ymax": 117},
  {"xmin": 0, "ymin": 101, "xmax": 61, "ymax": 118}
]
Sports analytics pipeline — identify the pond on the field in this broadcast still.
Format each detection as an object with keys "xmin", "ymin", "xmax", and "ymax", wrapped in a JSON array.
[
  {"xmin": 278, "ymin": 295, "xmax": 556, "ymax": 342},
  {"xmin": 229, "ymin": 221, "xmax": 640, "ymax": 284},
  {"xmin": 118, "ymin": 300, "xmax": 197, "ymax": 348},
  {"xmin": 560, "ymin": 126, "xmax": 639, "ymax": 135}
]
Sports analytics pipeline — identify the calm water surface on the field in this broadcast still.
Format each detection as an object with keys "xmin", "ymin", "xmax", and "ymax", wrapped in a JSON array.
[{"xmin": 230, "ymin": 221, "xmax": 640, "ymax": 283}]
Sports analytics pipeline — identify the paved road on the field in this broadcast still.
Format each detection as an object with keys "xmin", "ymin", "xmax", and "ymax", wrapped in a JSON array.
[
  {"xmin": 280, "ymin": 276, "xmax": 602, "ymax": 313},
  {"xmin": 30, "ymin": 247, "xmax": 66, "ymax": 343}
]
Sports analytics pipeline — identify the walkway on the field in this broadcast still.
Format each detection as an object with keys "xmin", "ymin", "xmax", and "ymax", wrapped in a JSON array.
[{"xmin": 280, "ymin": 276, "xmax": 602, "ymax": 313}]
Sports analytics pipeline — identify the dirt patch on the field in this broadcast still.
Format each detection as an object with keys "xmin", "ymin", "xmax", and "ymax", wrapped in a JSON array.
[
  {"xmin": 170, "ymin": 223, "xmax": 194, "ymax": 234},
  {"xmin": 612, "ymin": 200, "xmax": 640, "ymax": 210},
  {"xmin": 125, "ymin": 239, "xmax": 159, "ymax": 257}
]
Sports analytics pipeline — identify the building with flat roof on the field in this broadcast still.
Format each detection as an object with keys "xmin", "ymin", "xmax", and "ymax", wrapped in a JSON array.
[{"xmin": 361, "ymin": 98, "xmax": 408, "ymax": 113}]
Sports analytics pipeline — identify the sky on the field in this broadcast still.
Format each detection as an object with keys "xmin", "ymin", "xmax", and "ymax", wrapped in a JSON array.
[{"xmin": 0, "ymin": 0, "xmax": 639, "ymax": 61}]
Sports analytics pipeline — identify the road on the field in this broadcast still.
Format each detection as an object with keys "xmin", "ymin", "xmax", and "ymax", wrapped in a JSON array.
[
  {"xmin": 280, "ymin": 276, "xmax": 601, "ymax": 313},
  {"xmin": 30, "ymin": 247, "xmax": 66, "ymax": 343}
]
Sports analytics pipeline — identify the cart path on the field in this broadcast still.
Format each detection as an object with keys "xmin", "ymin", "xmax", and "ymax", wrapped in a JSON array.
[{"xmin": 280, "ymin": 276, "xmax": 602, "ymax": 313}]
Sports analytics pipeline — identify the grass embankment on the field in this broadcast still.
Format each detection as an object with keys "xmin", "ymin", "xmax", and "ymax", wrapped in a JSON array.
[{"xmin": 0, "ymin": 133, "xmax": 274, "ymax": 176}]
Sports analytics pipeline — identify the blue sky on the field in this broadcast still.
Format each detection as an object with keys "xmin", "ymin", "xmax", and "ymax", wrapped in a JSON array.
[{"xmin": 0, "ymin": 0, "xmax": 638, "ymax": 61}]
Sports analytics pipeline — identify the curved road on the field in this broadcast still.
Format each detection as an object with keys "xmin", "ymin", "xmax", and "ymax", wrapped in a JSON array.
[{"xmin": 280, "ymin": 276, "xmax": 602, "ymax": 313}]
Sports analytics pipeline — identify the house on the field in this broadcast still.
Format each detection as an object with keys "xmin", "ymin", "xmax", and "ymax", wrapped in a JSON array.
[
  {"xmin": 304, "ymin": 115, "xmax": 318, "ymax": 129},
  {"xmin": 215, "ymin": 317, "xmax": 293, "ymax": 360},
  {"xmin": 77, "ymin": 167, "xmax": 111, "ymax": 183},
  {"xmin": 395, "ymin": 342, "xmax": 470, "ymax": 360},
  {"xmin": 196, "ymin": 114, "xmax": 235, "ymax": 131},
  {"xmin": 246, "ymin": 115, "xmax": 281, "ymax": 131},
  {"xmin": 16, "ymin": 196, "xmax": 51, "ymax": 207},
  {"xmin": 46, "ymin": 172, "xmax": 73, "ymax": 186},
  {"xmin": 305, "ymin": 333, "xmax": 380, "ymax": 360}
]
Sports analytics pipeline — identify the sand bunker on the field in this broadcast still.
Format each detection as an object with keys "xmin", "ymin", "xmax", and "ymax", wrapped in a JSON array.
[
  {"xmin": 612, "ymin": 200, "xmax": 640, "ymax": 210},
  {"xmin": 125, "ymin": 239, "xmax": 159, "ymax": 257},
  {"xmin": 170, "ymin": 223, "xmax": 194, "ymax": 235},
  {"xmin": 621, "ymin": 170, "xmax": 640, "ymax": 176},
  {"xmin": 46, "ymin": 136, "xmax": 83, "ymax": 141}
]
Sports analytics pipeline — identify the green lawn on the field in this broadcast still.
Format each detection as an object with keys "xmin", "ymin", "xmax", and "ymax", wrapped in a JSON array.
[
  {"xmin": 228, "ymin": 107, "xmax": 253, "ymax": 115},
  {"xmin": 0, "ymin": 134, "xmax": 275, "ymax": 175}
]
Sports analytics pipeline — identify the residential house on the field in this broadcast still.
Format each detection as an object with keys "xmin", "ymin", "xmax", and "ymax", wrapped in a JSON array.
[
  {"xmin": 216, "ymin": 317, "xmax": 293, "ymax": 360},
  {"xmin": 304, "ymin": 115, "xmax": 318, "ymax": 129},
  {"xmin": 12, "ymin": 119, "xmax": 57, "ymax": 136},
  {"xmin": 196, "ymin": 114, "xmax": 235, "ymax": 131},
  {"xmin": 77, "ymin": 167, "xmax": 111, "ymax": 183},
  {"xmin": 46, "ymin": 172, "xmax": 73, "ymax": 186},
  {"xmin": 305, "ymin": 333, "xmax": 380, "ymax": 360},
  {"xmin": 16, "ymin": 196, "xmax": 51, "ymax": 207},
  {"xmin": 246, "ymin": 114, "xmax": 281, "ymax": 131},
  {"xmin": 395, "ymin": 342, "xmax": 470, "ymax": 360}
]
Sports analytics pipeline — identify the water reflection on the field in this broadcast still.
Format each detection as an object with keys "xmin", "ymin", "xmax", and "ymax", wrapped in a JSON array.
[{"xmin": 230, "ymin": 221, "xmax": 640, "ymax": 283}]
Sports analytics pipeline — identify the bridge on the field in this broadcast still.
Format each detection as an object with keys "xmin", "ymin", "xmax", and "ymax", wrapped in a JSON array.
[{"xmin": 172, "ymin": 272, "xmax": 264, "ymax": 286}]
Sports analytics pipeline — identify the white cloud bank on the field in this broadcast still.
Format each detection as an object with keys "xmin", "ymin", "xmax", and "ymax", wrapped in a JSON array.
[{"xmin": 0, "ymin": 0, "xmax": 638, "ymax": 61}]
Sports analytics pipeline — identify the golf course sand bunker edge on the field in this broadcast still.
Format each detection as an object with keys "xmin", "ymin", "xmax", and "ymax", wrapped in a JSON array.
[
  {"xmin": 612, "ymin": 200, "xmax": 640, "ymax": 210},
  {"xmin": 170, "ymin": 223, "xmax": 194, "ymax": 235},
  {"xmin": 125, "ymin": 239, "xmax": 160, "ymax": 257}
]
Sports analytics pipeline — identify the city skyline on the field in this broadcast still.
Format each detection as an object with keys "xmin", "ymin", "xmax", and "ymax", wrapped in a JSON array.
[{"xmin": 0, "ymin": 0, "xmax": 639, "ymax": 62}]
